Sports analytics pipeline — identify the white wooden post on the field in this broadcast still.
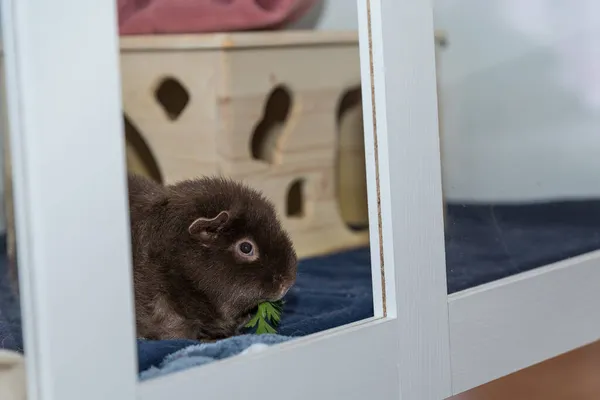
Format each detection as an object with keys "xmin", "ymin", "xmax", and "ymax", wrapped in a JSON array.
[
  {"xmin": 358, "ymin": 0, "xmax": 453, "ymax": 398},
  {"xmin": 1, "ymin": 0, "xmax": 138, "ymax": 399}
]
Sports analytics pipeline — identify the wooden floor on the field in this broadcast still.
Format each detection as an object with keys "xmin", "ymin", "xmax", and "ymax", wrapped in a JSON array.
[{"xmin": 450, "ymin": 341, "xmax": 600, "ymax": 400}]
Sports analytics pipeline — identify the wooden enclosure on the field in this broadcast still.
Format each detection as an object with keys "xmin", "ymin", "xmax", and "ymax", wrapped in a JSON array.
[{"xmin": 120, "ymin": 31, "xmax": 370, "ymax": 258}]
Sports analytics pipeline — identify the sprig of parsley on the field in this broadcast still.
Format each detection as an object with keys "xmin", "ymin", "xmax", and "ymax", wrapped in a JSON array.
[{"xmin": 245, "ymin": 300, "xmax": 284, "ymax": 334}]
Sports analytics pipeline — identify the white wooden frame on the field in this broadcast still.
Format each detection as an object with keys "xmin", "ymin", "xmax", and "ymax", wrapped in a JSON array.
[
  {"xmin": 0, "ymin": 0, "xmax": 139, "ymax": 399},
  {"xmin": 2, "ymin": 0, "xmax": 599, "ymax": 399},
  {"xmin": 448, "ymin": 251, "xmax": 600, "ymax": 393}
]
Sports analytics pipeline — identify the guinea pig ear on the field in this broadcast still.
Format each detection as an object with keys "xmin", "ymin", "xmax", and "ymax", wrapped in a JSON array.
[{"xmin": 188, "ymin": 211, "xmax": 230, "ymax": 241}]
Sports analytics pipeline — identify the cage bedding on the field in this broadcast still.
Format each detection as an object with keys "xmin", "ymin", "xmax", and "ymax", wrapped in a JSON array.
[{"xmin": 1, "ymin": 200, "xmax": 599, "ymax": 376}]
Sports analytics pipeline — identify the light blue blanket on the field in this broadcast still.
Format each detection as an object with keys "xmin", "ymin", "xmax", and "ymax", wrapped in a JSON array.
[{"xmin": 139, "ymin": 334, "xmax": 291, "ymax": 380}]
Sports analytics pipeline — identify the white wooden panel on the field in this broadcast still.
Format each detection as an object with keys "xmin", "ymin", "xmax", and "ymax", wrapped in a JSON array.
[
  {"xmin": 448, "ymin": 251, "xmax": 600, "ymax": 394},
  {"xmin": 1, "ymin": 0, "xmax": 139, "ymax": 399},
  {"xmin": 139, "ymin": 319, "xmax": 401, "ymax": 400},
  {"xmin": 365, "ymin": 0, "xmax": 453, "ymax": 397}
]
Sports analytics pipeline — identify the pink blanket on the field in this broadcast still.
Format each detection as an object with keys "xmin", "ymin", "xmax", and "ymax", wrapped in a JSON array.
[{"xmin": 118, "ymin": 0, "xmax": 318, "ymax": 35}]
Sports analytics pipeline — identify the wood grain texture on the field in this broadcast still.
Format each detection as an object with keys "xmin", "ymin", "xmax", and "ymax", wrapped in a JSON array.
[
  {"xmin": 448, "ymin": 251, "xmax": 600, "ymax": 394},
  {"xmin": 363, "ymin": 0, "xmax": 452, "ymax": 398},
  {"xmin": 451, "ymin": 340, "xmax": 600, "ymax": 400},
  {"xmin": 1, "ymin": 0, "xmax": 139, "ymax": 399}
]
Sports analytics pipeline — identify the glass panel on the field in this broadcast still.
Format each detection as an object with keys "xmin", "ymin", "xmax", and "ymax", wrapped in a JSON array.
[{"xmin": 436, "ymin": 1, "xmax": 600, "ymax": 293}]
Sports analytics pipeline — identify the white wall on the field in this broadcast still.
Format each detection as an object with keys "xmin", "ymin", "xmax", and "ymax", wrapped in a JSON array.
[
  {"xmin": 435, "ymin": 0, "xmax": 600, "ymax": 203},
  {"xmin": 288, "ymin": 1, "xmax": 358, "ymax": 31},
  {"xmin": 293, "ymin": 0, "xmax": 600, "ymax": 203}
]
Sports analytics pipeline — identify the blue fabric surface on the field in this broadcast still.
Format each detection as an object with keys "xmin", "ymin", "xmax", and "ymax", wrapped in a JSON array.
[
  {"xmin": 276, "ymin": 245, "xmax": 374, "ymax": 336},
  {"xmin": 444, "ymin": 201, "xmax": 600, "ymax": 292},
  {"xmin": 2, "ymin": 200, "xmax": 600, "ymax": 377}
]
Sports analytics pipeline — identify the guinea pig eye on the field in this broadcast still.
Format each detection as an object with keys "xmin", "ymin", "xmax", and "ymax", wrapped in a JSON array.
[
  {"xmin": 239, "ymin": 241, "xmax": 254, "ymax": 255},
  {"xmin": 233, "ymin": 238, "xmax": 259, "ymax": 261}
]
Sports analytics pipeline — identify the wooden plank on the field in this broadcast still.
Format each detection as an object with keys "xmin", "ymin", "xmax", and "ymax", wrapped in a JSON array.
[{"xmin": 359, "ymin": 0, "xmax": 453, "ymax": 398}]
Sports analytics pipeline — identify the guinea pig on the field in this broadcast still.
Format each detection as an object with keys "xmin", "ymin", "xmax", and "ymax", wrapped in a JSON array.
[{"xmin": 128, "ymin": 174, "xmax": 298, "ymax": 341}]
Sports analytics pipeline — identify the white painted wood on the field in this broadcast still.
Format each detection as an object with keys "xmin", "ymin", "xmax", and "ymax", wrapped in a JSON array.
[
  {"xmin": 138, "ymin": 0, "xmax": 452, "ymax": 399},
  {"xmin": 0, "ymin": 0, "xmax": 139, "ymax": 399},
  {"xmin": 364, "ymin": 0, "xmax": 452, "ymax": 397},
  {"xmin": 448, "ymin": 251, "xmax": 600, "ymax": 395},
  {"xmin": 139, "ymin": 319, "xmax": 402, "ymax": 400}
]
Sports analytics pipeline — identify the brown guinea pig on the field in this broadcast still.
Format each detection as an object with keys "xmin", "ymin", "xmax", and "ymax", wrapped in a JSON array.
[{"xmin": 128, "ymin": 174, "xmax": 297, "ymax": 341}]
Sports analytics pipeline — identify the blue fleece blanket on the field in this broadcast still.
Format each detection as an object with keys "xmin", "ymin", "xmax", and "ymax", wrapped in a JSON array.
[{"xmin": 2, "ymin": 200, "xmax": 600, "ymax": 378}]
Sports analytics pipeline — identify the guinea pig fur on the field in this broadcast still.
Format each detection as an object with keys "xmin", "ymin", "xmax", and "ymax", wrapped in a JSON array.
[{"xmin": 128, "ymin": 174, "xmax": 297, "ymax": 341}]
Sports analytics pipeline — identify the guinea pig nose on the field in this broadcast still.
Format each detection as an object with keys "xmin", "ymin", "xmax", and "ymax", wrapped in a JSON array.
[
  {"xmin": 278, "ymin": 281, "xmax": 293, "ymax": 298},
  {"xmin": 279, "ymin": 284, "xmax": 291, "ymax": 298}
]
